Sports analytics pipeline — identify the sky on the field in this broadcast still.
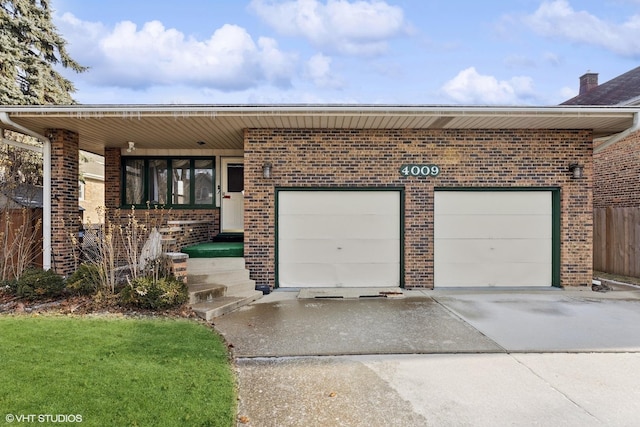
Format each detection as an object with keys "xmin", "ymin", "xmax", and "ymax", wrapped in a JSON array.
[{"xmin": 50, "ymin": 0, "xmax": 640, "ymax": 105}]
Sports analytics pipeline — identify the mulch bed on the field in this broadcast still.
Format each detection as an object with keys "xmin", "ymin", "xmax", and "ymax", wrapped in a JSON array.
[{"xmin": 0, "ymin": 290, "xmax": 197, "ymax": 319}]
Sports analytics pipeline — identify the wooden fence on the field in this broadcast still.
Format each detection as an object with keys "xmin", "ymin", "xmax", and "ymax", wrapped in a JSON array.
[
  {"xmin": 593, "ymin": 207, "xmax": 640, "ymax": 278},
  {"xmin": 0, "ymin": 208, "xmax": 43, "ymax": 280}
]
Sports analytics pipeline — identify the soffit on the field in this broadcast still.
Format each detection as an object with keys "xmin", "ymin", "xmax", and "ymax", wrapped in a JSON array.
[{"xmin": 2, "ymin": 105, "xmax": 636, "ymax": 155}]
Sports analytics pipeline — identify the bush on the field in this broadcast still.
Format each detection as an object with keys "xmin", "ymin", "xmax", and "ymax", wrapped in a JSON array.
[
  {"xmin": 120, "ymin": 276, "xmax": 188, "ymax": 309},
  {"xmin": 66, "ymin": 264, "xmax": 102, "ymax": 296},
  {"xmin": 15, "ymin": 268, "xmax": 65, "ymax": 300},
  {"xmin": 1, "ymin": 279, "xmax": 18, "ymax": 295}
]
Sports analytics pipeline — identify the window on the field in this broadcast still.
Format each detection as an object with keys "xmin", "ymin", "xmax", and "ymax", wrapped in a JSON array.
[
  {"xmin": 122, "ymin": 157, "xmax": 215, "ymax": 208},
  {"xmin": 194, "ymin": 159, "xmax": 214, "ymax": 204}
]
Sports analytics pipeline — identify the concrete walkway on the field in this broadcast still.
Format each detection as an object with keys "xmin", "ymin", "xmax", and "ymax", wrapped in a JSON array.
[{"xmin": 212, "ymin": 286, "xmax": 640, "ymax": 426}]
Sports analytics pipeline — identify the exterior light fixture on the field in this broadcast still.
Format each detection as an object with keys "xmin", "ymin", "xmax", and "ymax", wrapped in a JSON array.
[
  {"xmin": 569, "ymin": 163, "xmax": 584, "ymax": 179},
  {"xmin": 262, "ymin": 162, "xmax": 272, "ymax": 179},
  {"xmin": 127, "ymin": 141, "xmax": 136, "ymax": 152}
]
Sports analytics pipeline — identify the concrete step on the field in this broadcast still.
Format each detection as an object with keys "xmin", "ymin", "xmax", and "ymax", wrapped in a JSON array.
[
  {"xmin": 224, "ymin": 279, "xmax": 257, "ymax": 294},
  {"xmin": 187, "ymin": 257, "xmax": 247, "ymax": 274},
  {"xmin": 187, "ymin": 283, "xmax": 226, "ymax": 304},
  {"xmin": 191, "ymin": 290, "xmax": 263, "ymax": 321},
  {"xmin": 188, "ymin": 269, "xmax": 250, "ymax": 286},
  {"xmin": 186, "ymin": 256, "xmax": 258, "ymax": 316},
  {"xmin": 188, "ymin": 280, "xmax": 256, "ymax": 304}
]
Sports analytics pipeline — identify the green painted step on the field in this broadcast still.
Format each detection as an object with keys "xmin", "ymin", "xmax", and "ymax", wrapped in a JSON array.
[{"xmin": 182, "ymin": 242, "xmax": 244, "ymax": 258}]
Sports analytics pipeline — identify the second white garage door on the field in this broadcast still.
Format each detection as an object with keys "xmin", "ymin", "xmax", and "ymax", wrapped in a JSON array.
[
  {"xmin": 277, "ymin": 190, "xmax": 401, "ymax": 288},
  {"xmin": 434, "ymin": 190, "xmax": 553, "ymax": 287}
]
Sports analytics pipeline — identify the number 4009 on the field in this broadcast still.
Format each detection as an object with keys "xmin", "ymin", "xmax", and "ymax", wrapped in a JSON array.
[{"xmin": 400, "ymin": 164, "xmax": 440, "ymax": 177}]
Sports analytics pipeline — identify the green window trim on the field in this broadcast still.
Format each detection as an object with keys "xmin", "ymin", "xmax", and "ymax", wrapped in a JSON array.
[{"xmin": 121, "ymin": 156, "xmax": 216, "ymax": 209}]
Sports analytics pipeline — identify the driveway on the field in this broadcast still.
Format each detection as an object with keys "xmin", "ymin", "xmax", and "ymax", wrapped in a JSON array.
[{"xmin": 212, "ymin": 287, "xmax": 640, "ymax": 426}]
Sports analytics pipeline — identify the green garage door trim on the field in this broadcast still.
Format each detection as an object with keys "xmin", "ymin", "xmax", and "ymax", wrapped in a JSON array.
[
  {"xmin": 434, "ymin": 187, "xmax": 561, "ymax": 288},
  {"xmin": 275, "ymin": 187, "xmax": 405, "ymax": 288}
]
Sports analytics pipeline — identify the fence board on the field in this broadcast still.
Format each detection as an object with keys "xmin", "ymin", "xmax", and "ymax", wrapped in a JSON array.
[{"xmin": 594, "ymin": 207, "xmax": 640, "ymax": 278}]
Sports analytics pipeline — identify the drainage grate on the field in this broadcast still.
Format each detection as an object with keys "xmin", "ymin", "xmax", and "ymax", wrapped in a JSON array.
[{"xmin": 297, "ymin": 288, "xmax": 405, "ymax": 299}]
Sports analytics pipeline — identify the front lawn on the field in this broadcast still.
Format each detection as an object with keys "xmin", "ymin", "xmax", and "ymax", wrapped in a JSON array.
[{"xmin": 0, "ymin": 316, "xmax": 236, "ymax": 426}]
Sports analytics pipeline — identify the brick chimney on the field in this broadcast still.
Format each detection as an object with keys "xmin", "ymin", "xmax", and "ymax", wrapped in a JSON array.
[{"xmin": 579, "ymin": 72, "xmax": 598, "ymax": 95}]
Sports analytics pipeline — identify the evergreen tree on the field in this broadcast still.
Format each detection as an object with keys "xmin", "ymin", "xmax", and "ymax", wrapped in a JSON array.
[
  {"xmin": 0, "ymin": 0, "xmax": 86, "ymax": 105},
  {"xmin": 1, "ymin": 0, "xmax": 87, "ymax": 186}
]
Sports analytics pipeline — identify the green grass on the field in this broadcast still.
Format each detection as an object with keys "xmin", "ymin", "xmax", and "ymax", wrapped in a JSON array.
[{"xmin": 0, "ymin": 316, "xmax": 236, "ymax": 427}]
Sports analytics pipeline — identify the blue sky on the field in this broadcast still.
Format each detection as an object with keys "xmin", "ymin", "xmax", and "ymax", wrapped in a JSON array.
[{"xmin": 51, "ymin": 0, "xmax": 640, "ymax": 105}]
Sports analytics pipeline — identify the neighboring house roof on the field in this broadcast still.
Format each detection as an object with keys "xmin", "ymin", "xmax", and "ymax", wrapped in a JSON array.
[
  {"xmin": 561, "ymin": 66, "xmax": 640, "ymax": 106},
  {"xmin": 1, "ymin": 105, "xmax": 637, "ymax": 155}
]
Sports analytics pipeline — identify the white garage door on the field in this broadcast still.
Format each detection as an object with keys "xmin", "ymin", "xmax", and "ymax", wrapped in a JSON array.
[
  {"xmin": 434, "ymin": 191, "xmax": 553, "ymax": 287},
  {"xmin": 277, "ymin": 190, "xmax": 401, "ymax": 288}
]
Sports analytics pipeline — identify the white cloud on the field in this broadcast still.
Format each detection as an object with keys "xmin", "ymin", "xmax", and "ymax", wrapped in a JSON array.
[
  {"xmin": 524, "ymin": 0, "xmax": 640, "ymax": 57},
  {"xmin": 441, "ymin": 67, "xmax": 537, "ymax": 105},
  {"xmin": 56, "ymin": 13, "xmax": 297, "ymax": 91},
  {"xmin": 304, "ymin": 53, "xmax": 343, "ymax": 88},
  {"xmin": 249, "ymin": 0, "xmax": 407, "ymax": 56}
]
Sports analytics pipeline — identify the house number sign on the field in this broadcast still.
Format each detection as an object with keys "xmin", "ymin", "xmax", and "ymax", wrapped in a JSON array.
[{"xmin": 400, "ymin": 164, "xmax": 440, "ymax": 177}]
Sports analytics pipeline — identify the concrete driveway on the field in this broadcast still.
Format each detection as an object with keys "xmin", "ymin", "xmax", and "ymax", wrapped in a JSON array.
[{"xmin": 212, "ymin": 287, "xmax": 640, "ymax": 426}]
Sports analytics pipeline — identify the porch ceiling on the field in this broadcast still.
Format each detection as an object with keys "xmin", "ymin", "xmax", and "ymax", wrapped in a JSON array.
[{"xmin": 1, "ymin": 104, "xmax": 637, "ymax": 155}]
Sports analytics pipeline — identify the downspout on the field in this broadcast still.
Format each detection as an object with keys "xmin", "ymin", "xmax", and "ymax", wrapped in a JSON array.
[
  {"xmin": 594, "ymin": 111, "xmax": 640, "ymax": 154},
  {"xmin": 0, "ymin": 112, "xmax": 52, "ymax": 271}
]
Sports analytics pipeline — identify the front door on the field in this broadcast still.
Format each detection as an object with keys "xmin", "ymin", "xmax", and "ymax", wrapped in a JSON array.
[{"xmin": 221, "ymin": 158, "xmax": 244, "ymax": 233}]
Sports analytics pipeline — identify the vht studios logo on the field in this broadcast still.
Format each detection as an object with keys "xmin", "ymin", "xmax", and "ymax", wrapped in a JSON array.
[{"xmin": 5, "ymin": 414, "xmax": 83, "ymax": 423}]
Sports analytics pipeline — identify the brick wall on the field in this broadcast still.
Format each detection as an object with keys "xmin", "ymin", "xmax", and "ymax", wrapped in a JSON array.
[
  {"xmin": 48, "ymin": 129, "xmax": 79, "ymax": 277},
  {"xmin": 162, "ymin": 220, "xmax": 217, "ymax": 252},
  {"xmin": 593, "ymin": 132, "xmax": 640, "ymax": 208},
  {"xmin": 244, "ymin": 128, "xmax": 593, "ymax": 289}
]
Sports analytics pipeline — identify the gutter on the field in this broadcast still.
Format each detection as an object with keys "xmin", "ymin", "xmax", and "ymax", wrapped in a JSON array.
[
  {"xmin": 594, "ymin": 111, "xmax": 640, "ymax": 154},
  {"xmin": 0, "ymin": 112, "xmax": 52, "ymax": 271}
]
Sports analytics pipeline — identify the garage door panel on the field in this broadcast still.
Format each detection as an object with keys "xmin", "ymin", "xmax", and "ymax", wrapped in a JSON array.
[
  {"xmin": 279, "ymin": 239, "xmax": 400, "ymax": 264},
  {"xmin": 435, "ymin": 215, "xmax": 552, "ymax": 239},
  {"xmin": 435, "ymin": 191, "xmax": 551, "ymax": 215},
  {"xmin": 280, "ymin": 191, "xmax": 400, "ymax": 215},
  {"xmin": 435, "ymin": 190, "xmax": 553, "ymax": 288},
  {"xmin": 279, "ymin": 214, "xmax": 399, "ymax": 240},
  {"xmin": 280, "ymin": 263, "xmax": 399, "ymax": 288},
  {"xmin": 278, "ymin": 190, "xmax": 401, "ymax": 288},
  {"xmin": 435, "ymin": 262, "xmax": 552, "ymax": 287},
  {"xmin": 435, "ymin": 239, "xmax": 551, "ymax": 263}
]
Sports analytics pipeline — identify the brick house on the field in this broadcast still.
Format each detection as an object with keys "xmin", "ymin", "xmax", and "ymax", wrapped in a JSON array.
[
  {"xmin": 562, "ymin": 67, "xmax": 640, "ymax": 208},
  {"xmin": 562, "ymin": 68, "xmax": 640, "ymax": 277},
  {"xmin": 79, "ymin": 151, "xmax": 105, "ymax": 225},
  {"xmin": 0, "ymin": 105, "xmax": 637, "ymax": 289}
]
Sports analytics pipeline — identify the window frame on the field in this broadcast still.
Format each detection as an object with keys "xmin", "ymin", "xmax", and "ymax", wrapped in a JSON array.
[{"xmin": 121, "ymin": 156, "xmax": 216, "ymax": 209}]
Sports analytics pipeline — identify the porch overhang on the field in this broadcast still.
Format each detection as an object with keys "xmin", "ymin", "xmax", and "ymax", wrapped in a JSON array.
[{"xmin": 1, "ymin": 104, "xmax": 637, "ymax": 155}]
